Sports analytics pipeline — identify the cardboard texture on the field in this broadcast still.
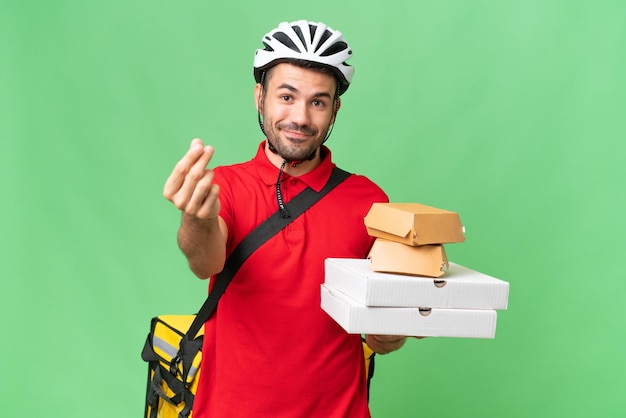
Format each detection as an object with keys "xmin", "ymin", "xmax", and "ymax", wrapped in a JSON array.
[
  {"xmin": 324, "ymin": 258, "xmax": 509, "ymax": 309},
  {"xmin": 368, "ymin": 238, "xmax": 448, "ymax": 277},
  {"xmin": 321, "ymin": 284, "xmax": 498, "ymax": 338},
  {"xmin": 364, "ymin": 202, "xmax": 465, "ymax": 246}
]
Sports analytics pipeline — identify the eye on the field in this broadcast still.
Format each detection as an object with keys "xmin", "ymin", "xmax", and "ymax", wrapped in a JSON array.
[
  {"xmin": 312, "ymin": 99, "xmax": 325, "ymax": 107},
  {"xmin": 280, "ymin": 95, "xmax": 292, "ymax": 102}
]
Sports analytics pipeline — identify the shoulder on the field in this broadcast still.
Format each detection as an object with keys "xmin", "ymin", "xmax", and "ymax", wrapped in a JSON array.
[
  {"xmin": 213, "ymin": 159, "xmax": 255, "ymax": 175},
  {"xmin": 341, "ymin": 172, "xmax": 388, "ymax": 202}
]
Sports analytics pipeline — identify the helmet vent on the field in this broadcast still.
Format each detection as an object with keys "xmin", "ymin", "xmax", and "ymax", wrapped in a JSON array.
[
  {"xmin": 292, "ymin": 26, "xmax": 308, "ymax": 51},
  {"xmin": 314, "ymin": 29, "xmax": 333, "ymax": 53},
  {"xmin": 308, "ymin": 24, "xmax": 317, "ymax": 42},
  {"xmin": 320, "ymin": 41, "xmax": 348, "ymax": 57},
  {"xmin": 273, "ymin": 31, "xmax": 301, "ymax": 53}
]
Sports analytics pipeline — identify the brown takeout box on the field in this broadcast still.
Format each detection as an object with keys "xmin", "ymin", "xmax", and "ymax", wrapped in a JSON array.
[
  {"xmin": 364, "ymin": 203, "xmax": 465, "ymax": 246},
  {"xmin": 367, "ymin": 238, "xmax": 448, "ymax": 278}
]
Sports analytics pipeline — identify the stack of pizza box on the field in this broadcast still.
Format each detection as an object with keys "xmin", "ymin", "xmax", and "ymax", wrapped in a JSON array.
[{"xmin": 321, "ymin": 203, "xmax": 509, "ymax": 339}]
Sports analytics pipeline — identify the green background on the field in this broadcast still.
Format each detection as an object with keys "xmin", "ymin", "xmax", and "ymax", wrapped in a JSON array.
[{"xmin": 2, "ymin": 0, "xmax": 624, "ymax": 417}]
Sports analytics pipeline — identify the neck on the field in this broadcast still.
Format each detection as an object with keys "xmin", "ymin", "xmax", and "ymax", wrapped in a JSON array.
[{"xmin": 264, "ymin": 142, "xmax": 322, "ymax": 176}]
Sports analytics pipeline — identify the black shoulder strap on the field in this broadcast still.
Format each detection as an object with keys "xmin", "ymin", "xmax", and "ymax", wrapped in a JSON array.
[{"xmin": 183, "ymin": 167, "xmax": 351, "ymax": 340}]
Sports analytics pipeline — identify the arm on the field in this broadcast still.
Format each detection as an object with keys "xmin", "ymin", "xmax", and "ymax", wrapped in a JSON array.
[
  {"xmin": 177, "ymin": 214, "xmax": 227, "ymax": 279},
  {"xmin": 163, "ymin": 139, "xmax": 228, "ymax": 279}
]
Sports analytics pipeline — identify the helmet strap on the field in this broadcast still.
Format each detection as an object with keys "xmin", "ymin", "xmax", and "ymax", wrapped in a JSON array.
[
  {"xmin": 257, "ymin": 71, "xmax": 267, "ymax": 136},
  {"xmin": 322, "ymin": 81, "xmax": 341, "ymax": 143}
]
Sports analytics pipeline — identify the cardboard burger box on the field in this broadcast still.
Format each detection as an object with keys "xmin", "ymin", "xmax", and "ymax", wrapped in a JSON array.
[
  {"xmin": 368, "ymin": 238, "xmax": 448, "ymax": 278},
  {"xmin": 324, "ymin": 258, "xmax": 509, "ymax": 310},
  {"xmin": 321, "ymin": 284, "xmax": 498, "ymax": 339},
  {"xmin": 364, "ymin": 203, "xmax": 466, "ymax": 246}
]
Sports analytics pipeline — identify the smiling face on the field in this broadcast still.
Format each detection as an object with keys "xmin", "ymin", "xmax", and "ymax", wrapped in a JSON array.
[{"xmin": 255, "ymin": 63, "xmax": 339, "ymax": 164}]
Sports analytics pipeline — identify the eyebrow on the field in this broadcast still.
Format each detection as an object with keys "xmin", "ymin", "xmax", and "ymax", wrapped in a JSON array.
[{"xmin": 276, "ymin": 83, "xmax": 333, "ymax": 99}]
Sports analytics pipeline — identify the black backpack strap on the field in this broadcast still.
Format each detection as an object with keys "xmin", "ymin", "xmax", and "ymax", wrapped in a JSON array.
[{"xmin": 183, "ymin": 166, "xmax": 351, "ymax": 341}]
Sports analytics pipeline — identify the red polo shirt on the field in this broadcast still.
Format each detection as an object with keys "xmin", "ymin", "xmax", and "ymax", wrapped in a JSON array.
[{"xmin": 193, "ymin": 142, "xmax": 388, "ymax": 418}]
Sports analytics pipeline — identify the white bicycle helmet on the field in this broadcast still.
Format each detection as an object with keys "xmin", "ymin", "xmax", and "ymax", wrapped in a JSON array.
[{"xmin": 253, "ymin": 20, "xmax": 354, "ymax": 95}]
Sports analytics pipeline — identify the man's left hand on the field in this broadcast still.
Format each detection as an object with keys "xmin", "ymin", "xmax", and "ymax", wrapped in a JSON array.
[{"xmin": 365, "ymin": 334, "xmax": 408, "ymax": 354}]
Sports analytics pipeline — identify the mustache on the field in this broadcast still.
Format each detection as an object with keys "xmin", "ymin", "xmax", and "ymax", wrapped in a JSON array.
[{"xmin": 276, "ymin": 122, "xmax": 317, "ymax": 136}]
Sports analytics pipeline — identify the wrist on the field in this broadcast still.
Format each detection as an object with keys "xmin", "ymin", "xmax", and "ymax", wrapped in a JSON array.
[{"xmin": 182, "ymin": 212, "xmax": 219, "ymax": 228}]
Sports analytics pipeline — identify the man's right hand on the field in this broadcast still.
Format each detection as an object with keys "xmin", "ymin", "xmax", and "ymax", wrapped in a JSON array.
[{"xmin": 163, "ymin": 138, "xmax": 221, "ymax": 220}]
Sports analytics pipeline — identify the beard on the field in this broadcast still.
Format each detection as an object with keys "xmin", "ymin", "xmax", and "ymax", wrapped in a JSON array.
[{"xmin": 263, "ymin": 117, "xmax": 329, "ymax": 162}]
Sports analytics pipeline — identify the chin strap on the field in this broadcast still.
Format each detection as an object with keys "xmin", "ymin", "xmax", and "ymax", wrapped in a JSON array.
[{"xmin": 275, "ymin": 159, "xmax": 290, "ymax": 218}]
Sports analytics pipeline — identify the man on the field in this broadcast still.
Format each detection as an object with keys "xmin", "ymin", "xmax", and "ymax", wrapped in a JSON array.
[{"xmin": 163, "ymin": 20, "xmax": 407, "ymax": 418}]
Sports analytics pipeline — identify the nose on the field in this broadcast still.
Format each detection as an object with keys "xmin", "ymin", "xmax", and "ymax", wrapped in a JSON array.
[{"xmin": 289, "ymin": 100, "xmax": 311, "ymax": 127}]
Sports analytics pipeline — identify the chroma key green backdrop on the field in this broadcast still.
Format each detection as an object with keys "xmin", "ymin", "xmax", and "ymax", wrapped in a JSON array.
[{"xmin": 1, "ymin": 1, "xmax": 624, "ymax": 417}]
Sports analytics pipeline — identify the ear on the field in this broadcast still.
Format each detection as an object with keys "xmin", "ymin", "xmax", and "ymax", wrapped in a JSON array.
[{"xmin": 254, "ymin": 83, "xmax": 263, "ymax": 112}]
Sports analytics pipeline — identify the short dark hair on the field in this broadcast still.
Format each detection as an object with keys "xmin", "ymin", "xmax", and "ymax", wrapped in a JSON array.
[{"xmin": 262, "ymin": 59, "xmax": 340, "ymax": 97}]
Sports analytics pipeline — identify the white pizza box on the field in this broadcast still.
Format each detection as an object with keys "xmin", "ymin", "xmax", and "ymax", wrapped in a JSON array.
[
  {"xmin": 324, "ymin": 258, "xmax": 509, "ymax": 309},
  {"xmin": 321, "ymin": 284, "xmax": 498, "ymax": 339}
]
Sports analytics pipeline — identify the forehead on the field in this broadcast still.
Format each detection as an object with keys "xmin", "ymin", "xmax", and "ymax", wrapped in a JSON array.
[{"xmin": 265, "ymin": 63, "xmax": 337, "ymax": 95}]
